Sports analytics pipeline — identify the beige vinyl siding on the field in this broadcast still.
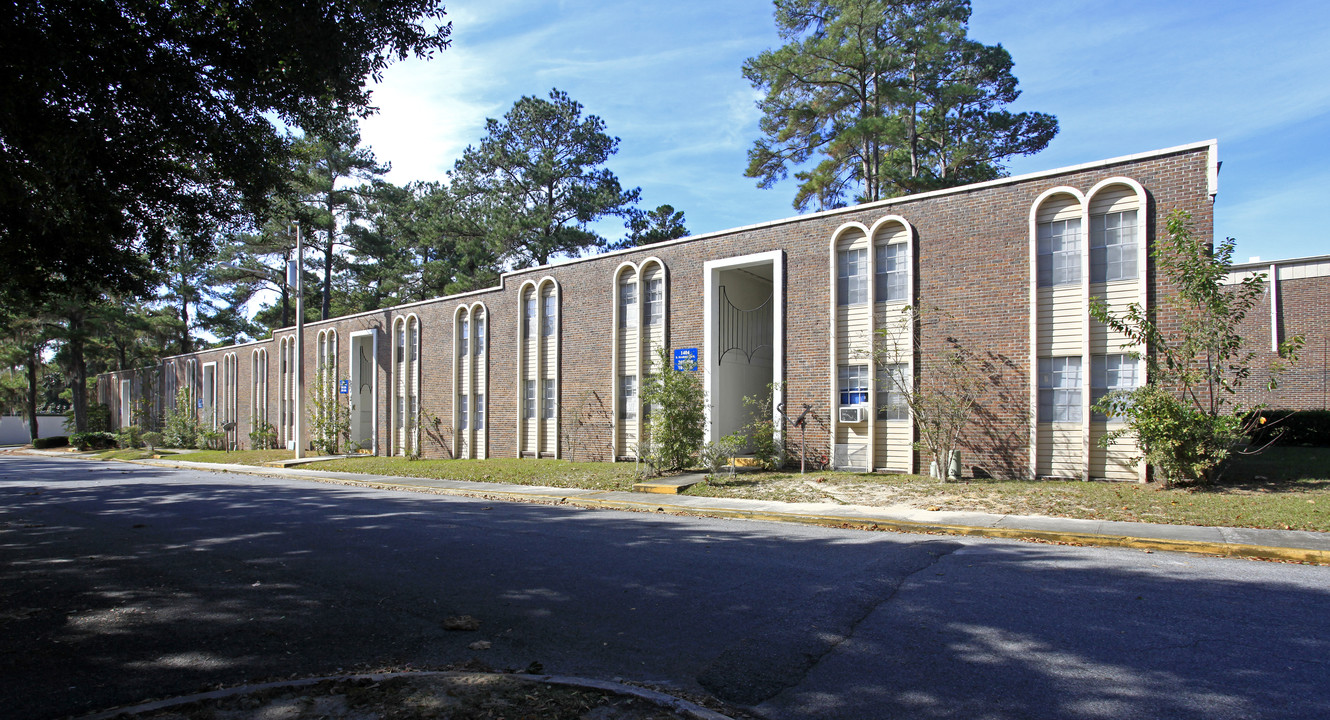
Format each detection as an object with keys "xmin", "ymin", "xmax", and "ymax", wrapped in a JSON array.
[
  {"xmin": 617, "ymin": 329, "xmax": 637, "ymax": 455},
  {"xmin": 1037, "ymin": 194, "xmax": 1081, "ymax": 223},
  {"xmin": 874, "ymin": 420, "xmax": 911, "ymax": 472},
  {"xmin": 835, "ymin": 230, "xmax": 871, "ymax": 451},
  {"xmin": 837, "ymin": 303, "xmax": 872, "ymax": 359},
  {"xmin": 1089, "ymin": 184, "xmax": 1137, "ymax": 215},
  {"xmin": 1037, "ymin": 285, "xmax": 1083, "ymax": 354},
  {"xmin": 643, "ymin": 264, "xmax": 666, "ymax": 359},
  {"xmin": 520, "ymin": 287, "xmax": 537, "ymax": 456},
  {"xmin": 1037, "ymin": 425, "xmax": 1082, "ymax": 478},
  {"xmin": 1090, "ymin": 425, "xmax": 1138, "ymax": 481},
  {"xmin": 540, "ymin": 285, "xmax": 558, "ymax": 456},
  {"xmin": 872, "ymin": 304, "xmax": 911, "ymax": 472},
  {"xmin": 1090, "ymin": 280, "xmax": 1138, "ymax": 352},
  {"xmin": 873, "ymin": 306, "xmax": 911, "ymax": 358}
]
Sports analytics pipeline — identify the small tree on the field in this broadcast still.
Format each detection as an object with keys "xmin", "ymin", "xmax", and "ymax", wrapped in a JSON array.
[
  {"xmin": 640, "ymin": 348, "xmax": 706, "ymax": 471},
  {"xmin": 875, "ymin": 305, "xmax": 993, "ymax": 481},
  {"xmin": 162, "ymin": 387, "xmax": 200, "ymax": 449},
  {"xmin": 1090, "ymin": 210, "xmax": 1302, "ymax": 486},
  {"xmin": 310, "ymin": 362, "xmax": 351, "ymax": 455}
]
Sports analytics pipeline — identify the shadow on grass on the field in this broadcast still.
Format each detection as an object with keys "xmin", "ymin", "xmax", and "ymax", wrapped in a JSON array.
[{"xmin": 1207, "ymin": 446, "xmax": 1330, "ymax": 493}]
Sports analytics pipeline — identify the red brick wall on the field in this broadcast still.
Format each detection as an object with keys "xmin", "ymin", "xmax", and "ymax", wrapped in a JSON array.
[
  {"xmin": 99, "ymin": 144, "xmax": 1224, "ymax": 477},
  {"xmin": 1235, "ymin": 274, "xmax": 1330, "ymax": 411}
]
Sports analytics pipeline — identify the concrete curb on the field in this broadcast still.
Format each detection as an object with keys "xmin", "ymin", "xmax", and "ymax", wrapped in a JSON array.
[
  {"xmin": 71, "ymin": 671, "xmax": 734, "ymax": 720},
  {"xmin": 20, "ymin": 450, "xmax": 1330, "ymax": 565}
]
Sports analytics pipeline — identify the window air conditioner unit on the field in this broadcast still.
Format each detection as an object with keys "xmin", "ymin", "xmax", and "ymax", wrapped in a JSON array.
[{"xmin": 838, "ymin": 406, "xmax": 866, "ymax": 424}]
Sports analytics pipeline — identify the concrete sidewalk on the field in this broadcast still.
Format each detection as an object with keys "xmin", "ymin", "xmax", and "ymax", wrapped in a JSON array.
[{"xmin": 65, "ymin": 453, "xmax": 1319, "ymax": 565}]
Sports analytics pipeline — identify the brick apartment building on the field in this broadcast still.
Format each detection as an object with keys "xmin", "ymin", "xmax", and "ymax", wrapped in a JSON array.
[{"xmin": 97, "ymin": 139, "xmax": 1327, "ymax": 480}]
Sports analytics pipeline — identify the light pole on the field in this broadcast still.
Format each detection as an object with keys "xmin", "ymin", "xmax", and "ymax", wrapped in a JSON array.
[{"xmin": 290, "ymin": 222, "xmax": 305, "ymax": 459}]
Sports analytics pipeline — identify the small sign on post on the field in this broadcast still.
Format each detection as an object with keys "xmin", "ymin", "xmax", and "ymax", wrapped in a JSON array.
[
  {"xmin": 339, "ymin": 379, "xmax": 350, "ymax": 395},
  {"xmin": 196, "ymin": 398, "xmax": 203, "ymax": 409},
  {"xmin": 673, "ymin": 348, "xmax": 699, "ymax": 371}
]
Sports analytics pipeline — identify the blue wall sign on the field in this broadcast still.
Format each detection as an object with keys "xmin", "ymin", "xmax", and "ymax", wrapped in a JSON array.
[
  {"xmin": 196, "ymin": 398, "xmax": 203, "ymax": 409},
  {"xmin": 339, "ymin": 379, "xmax": 350, "ymax": 395},
  {"xmin": 673, "ymin": 348, "xmax": 699, "ymax": 371}
]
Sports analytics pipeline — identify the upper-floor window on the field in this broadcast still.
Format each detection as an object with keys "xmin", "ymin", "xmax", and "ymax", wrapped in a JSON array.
[
  {"xmin": 523, "ymin": 296, "xmax": 537, "ymax": 339},
  {"xmin": 876, "ymin": 243, "xmax": 908, "ymax": 303},
  {"xmin": 1038, "ymin": 356, "xmax": 1082, "ymax": 422},
  {"xmin": 474, "ymin": 317, "xmax": 485, "ymax": 355},
  {"xmin": 876, "ymin": 363, "xmax": 909, "ymax": 420},
  {"xmin": 619, "ymin": 280, "xmax": 637, "ymax": 328},
  {"xmin": 837, "ymin": 248, "xmax": 869, "ymax": 305},
  {"xmin": 1037, "ymin": 219, "xmax": 1081, "ymax": 286},
  {"xmin": 645, "ymin": 278, "xmax": 664, "ymax": 326},
  {"xmin": 838, "ymin": 364, "xmax": 869, "ymax": 406},
  {"xmin": 1090, "ymin": 210, "xmax": 1138, "ymax": 283},
  {"xmin": 542, "ymin": 294, "xmax": 556, "ymax": 336},
  {"xmin": 458, "ymin": 319, "xmax": 469, "ymax": 356}
]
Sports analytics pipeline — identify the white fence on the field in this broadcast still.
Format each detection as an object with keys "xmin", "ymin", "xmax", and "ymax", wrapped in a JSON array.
[{"xmin": 0, "ymin": 415, "xmax": 68, "ymax": 445}]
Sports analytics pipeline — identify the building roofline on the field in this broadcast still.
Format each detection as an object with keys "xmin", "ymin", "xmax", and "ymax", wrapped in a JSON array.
[
  {"xmin": 161, "ymin": 139, "xmax": 1219, "ymax": 362},
  {"xmin": 1227, "ymin": 253, "xmax": 1330, "ymax": 272}
]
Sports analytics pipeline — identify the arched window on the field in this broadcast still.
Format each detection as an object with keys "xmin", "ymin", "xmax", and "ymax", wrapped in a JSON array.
[
  {"xmin": 830, "ymin": 218, "xmax": 914, "ymax": 474},
  {"xmin": 518, "ymin": 278, "xmax": 560, "ymax": 458},
  {"xmin": 391, "ymin": 315, "xmax": 421, "ymax": 456},
  {"xmin": 1030, "ymin": 187, "xmax": 1088, "ymax": 480},
  {"xmin": 251, "ymin": 348, "xmax": 269, "ymax": 446},
  {"xmin": 611, "ymin": 259, "xmax": 669, "ymax": 460},
  {"xmin": 455, "ymin": 304, "xmax": 489, "ymax": 459}
]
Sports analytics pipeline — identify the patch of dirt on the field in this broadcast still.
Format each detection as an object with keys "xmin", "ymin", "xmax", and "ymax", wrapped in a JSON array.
[{"xmin": 108, "ymin": 674, "xmax": 726, "ymax": 720}]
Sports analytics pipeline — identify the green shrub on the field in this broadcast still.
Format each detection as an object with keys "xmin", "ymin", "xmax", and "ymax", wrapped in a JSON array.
[
  {"xmin": 71, "ymin": 431, "xmax": 118, "ymax": 450},
  {"xmin": 1247, "ymin": 410, "xmax": 1330, "ymax": 447},
  {"xmin": 199, "ymin": 427, "xmax": 225, "ymax": 451},
  {"xmin": 32, "ymin": 436, "xmax": 69, "ymax": 449},
  {"xmin": 640, "ymin": 348, "xmax": 706, "ymax": 472},
  {"xmin": 162, "ymin": 388, "xmax": 200, "ymax": 448},
  {"xmin": 141, "ymin": 431, "xmax": 163, "ymax": 453},
  {"xmin": 249, "ymin": 421, "xmax": 278, "ymax": 450},
  {"xmin": 116, "ymin": 425, "xmax": 142, "ymax": 450}
]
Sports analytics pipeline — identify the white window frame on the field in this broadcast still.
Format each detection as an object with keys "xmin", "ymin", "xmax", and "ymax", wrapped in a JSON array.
[
  {"xmin": 1037, "ymin": 218, "xmax": 1082, "ymax": 287},
  {"xmin": 1039, "ymin": 356, "xmax": 1083, "ymax": 423},
  {"xmin": 837, "ymin": 247, "xmax": 869, "ymax": 305},
  {"xmin": 838, "ymin": 364, "xmax": 870, "ymax": 407}
]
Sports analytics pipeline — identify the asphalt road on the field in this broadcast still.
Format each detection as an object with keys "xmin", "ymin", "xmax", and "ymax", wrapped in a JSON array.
[{"xmin": 2, "ymin": 455, "xmax": 1327, "ymax": 720}]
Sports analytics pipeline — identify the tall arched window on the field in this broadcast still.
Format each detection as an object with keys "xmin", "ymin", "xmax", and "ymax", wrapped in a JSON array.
[
  {"xmin": 222, "ymin": 353, "xmax": 238, "ymax": 450},
  {"xmin": 278, "ymin": 335, "xmax": 296, "ymax": 448},
  {"xmin": 1030, "ymin": 187, "xmax": 1088, "ymax": 480},
  {"xmin": 517, "ymin": 278, "xmax": 560, "ymax": 458},
  {"xmin": 455, "ymin": 303, "xmax": 489, "ymax": 459},
  {"xmin": 391, "ymin": 315, "xmax": 420, "ymax": 456},
  {"xmin": 251, "ymin": 348, "xmax": 269, "ymax": 447},
  {"xmin": 611, "ymin": 258, "xmax": 669, "ymax": 460},
  {"xmin": 829, "ymin": 217, "xmax": 915, "ymax": 473},
  {"xmin": 1085, "ymin": 179, "xmax": 1148, "ymax": 482}
]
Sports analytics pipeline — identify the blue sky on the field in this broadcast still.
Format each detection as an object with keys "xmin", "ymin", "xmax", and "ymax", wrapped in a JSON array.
[{"xmin": 358, "ymin": 0, "xmax": 1330, "ymax": 263}]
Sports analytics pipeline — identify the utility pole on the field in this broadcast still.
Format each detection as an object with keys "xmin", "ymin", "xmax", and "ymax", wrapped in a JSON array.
[{"xmin": 291, "ymin": 222, "xmax": 305, "ymax": 459}]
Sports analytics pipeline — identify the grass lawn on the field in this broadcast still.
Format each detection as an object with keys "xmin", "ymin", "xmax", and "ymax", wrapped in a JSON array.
[
  {"xmin": 163, "ymin": 446, "xmax": 1329, "ymax": 532},
  {"xmin": 687, "ymin": 446, "xmax": 1330, "ymax": 532},
  {"xmin": 174, "ymin": 450, "xmax": 643, "ymax": 491}
]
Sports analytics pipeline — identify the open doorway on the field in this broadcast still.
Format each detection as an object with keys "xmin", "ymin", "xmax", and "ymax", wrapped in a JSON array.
[
  {"xmin": 704, "ymin": 251, "xmax": 784, "ymax": 445},
  {"xmin": 349, "ymin": 330, "xmax": 379, "ymax": 454}
]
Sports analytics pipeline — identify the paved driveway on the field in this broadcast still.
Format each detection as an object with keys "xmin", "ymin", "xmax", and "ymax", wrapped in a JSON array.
[{"xmin": 2, "ymin": 455, "xmax": 1327, "ymax": 719}]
